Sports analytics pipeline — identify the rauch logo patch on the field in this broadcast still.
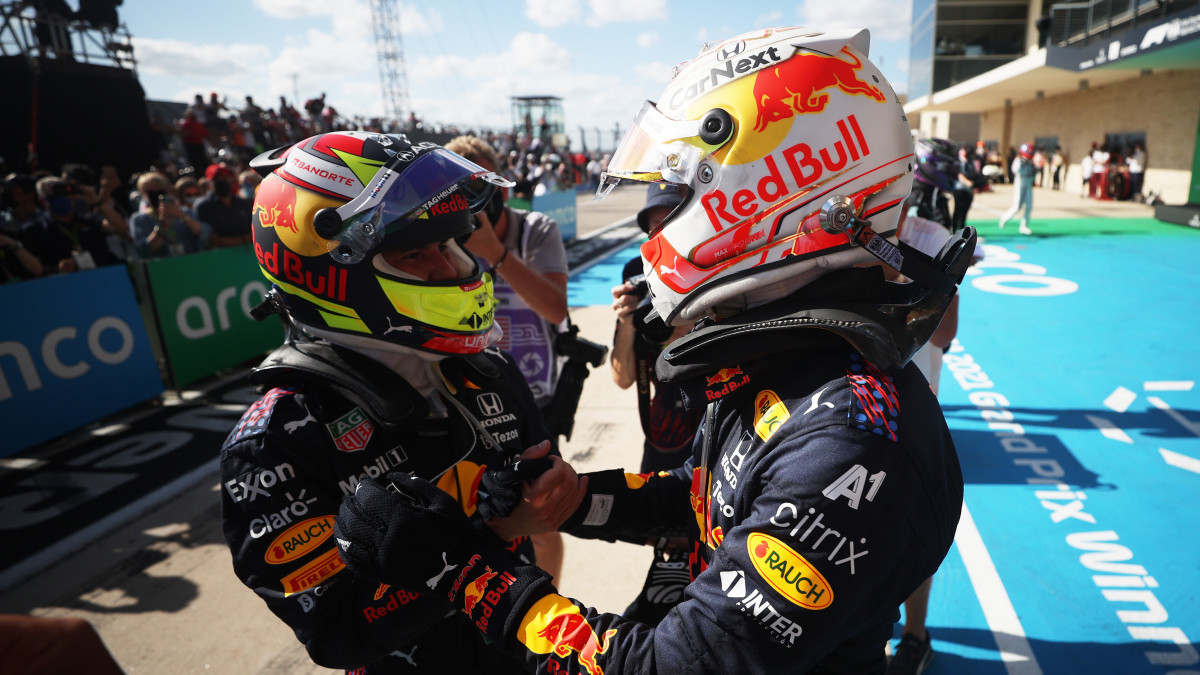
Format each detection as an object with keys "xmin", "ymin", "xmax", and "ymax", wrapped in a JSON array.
[
  {"xmin": 265, "ymin": 516, "xmax": 335, "ymax": 564},
  {"xmin": 747, "ymin": 531, "xmax": 833, "ymax": 610}
]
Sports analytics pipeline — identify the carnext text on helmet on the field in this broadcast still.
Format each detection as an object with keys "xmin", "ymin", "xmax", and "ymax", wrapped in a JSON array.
[
  {"xmin": 701, "ymin": 114, "xmax": 871, "ymax": 231},
  {"xmin": 668, "ymin": 46, "xmax": 784, "ymax": 111}
]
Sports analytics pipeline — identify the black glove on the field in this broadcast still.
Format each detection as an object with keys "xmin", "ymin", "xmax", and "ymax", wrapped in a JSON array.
[
  {"xmin": 335, "ymin": 473, "xmax": 484, "ymax": 599},
  {"xmin": 475, "ymin": 457, "xmax": 553, "ymax": 521}
]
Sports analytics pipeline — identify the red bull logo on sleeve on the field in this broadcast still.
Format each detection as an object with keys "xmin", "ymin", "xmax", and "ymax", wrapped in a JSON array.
[
  {"xmin": 460, "ymin": 567, "xmax": 499, "ymax": 618},
  {"xmin": 752, "ymin": 46, "xmax": 885, "ymax": 133},
  {"xmin": 517, "ymin": 595, "xmax": 618, "ymax": 675}
]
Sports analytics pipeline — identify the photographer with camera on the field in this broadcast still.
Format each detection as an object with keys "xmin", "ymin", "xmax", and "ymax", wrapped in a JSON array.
[
  {"xmin": 609, "ymin": 183, "xmax": 703, "ymax": 626},
  {"xmin": 612, "ymin": 183, "xmax": 702, "ymax": 474},
  {"xmin": 445, "ymin": 135, "xmax": 582, "ymax": 587},
  {"xmin": 128, "ymin": 172, "xmax": 211, "ymax": 258}
]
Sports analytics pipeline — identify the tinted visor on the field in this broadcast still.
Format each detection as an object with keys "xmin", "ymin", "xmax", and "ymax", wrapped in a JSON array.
[
  {"xmin": 330, "ymin": 149, "xmax": 513, "ymax": 264},
  {"xmin": 597, "ymin": 101, "xmax": 707, "ymax": 199}
]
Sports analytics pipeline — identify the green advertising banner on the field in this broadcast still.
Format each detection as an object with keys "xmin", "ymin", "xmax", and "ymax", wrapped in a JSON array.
[
  {"xmin": 1190, "ymin": 102, "xmax": 1200, "ymax": 205},
  {"xmin": 144, "ymin": 245, "xmax": 281, "ymax": 387}
]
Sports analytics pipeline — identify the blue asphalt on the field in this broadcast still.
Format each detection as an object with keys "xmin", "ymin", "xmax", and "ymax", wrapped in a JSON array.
[{"xmin": 568, "ymin": 220, "xmax": 1200, "ymax": 675}]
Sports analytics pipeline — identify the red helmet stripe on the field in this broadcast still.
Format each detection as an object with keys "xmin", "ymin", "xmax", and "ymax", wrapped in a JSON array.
[
  {"xmin": 311, "ymin": 133, "xmax": 366, "ymax": 161},
  {"xmin": 276, "ymin": 171, "xmax": 349, "ymax": 200}
]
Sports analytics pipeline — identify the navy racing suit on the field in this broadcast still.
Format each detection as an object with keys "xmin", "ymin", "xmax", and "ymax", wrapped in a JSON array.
[
  {"xmin": 220, "ymin": 341, "xmax": 550, "ymax": 673},
  {"xmin": 464, "ymin": 341, "xmax": 964, "ymax": 674}
]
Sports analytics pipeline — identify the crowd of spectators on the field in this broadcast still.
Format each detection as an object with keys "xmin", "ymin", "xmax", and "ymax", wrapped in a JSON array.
[
  {"xmin": 1080, "ymin": 140, "xmax": 1147, "ymax": 202},
  {"xmin": 1, "ymin": 92, "xmax": 612, "ymax": 286}
]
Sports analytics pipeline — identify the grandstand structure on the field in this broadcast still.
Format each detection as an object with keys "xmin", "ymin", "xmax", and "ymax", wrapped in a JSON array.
[{"xmin": 0, "ymin": 0, "xmax": 155, "ymax": 177}]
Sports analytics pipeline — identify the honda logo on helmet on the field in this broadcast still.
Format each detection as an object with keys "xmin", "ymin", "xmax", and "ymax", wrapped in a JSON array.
[{"xmin": 717, "ymin": 41, "xmax": 746, "ymax": 60}]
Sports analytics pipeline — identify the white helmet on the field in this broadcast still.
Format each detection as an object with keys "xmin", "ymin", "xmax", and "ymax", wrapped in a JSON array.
[{"xmin": 600, "ymin": 27, "xmax": 914, "ymax": 325}]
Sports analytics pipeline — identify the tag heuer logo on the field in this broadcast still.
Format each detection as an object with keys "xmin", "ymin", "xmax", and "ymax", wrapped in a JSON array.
[{"xmin": 326, "ymin": 407, "xmax": 374, "ymax": 453}]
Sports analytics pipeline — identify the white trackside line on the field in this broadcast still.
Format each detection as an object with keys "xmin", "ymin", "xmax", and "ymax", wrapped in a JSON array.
[
  {"xmin": 1143, "ymin": 381, "xmax": 1194, "ymax": 392},
  {"xmin": 1147, "ymin": 396, "xmax": 1200, "ymax": 439},
  {"xmin": 1085, "ymin": 415, "xmax": 1134, "ymax": 444},
  {"xmin": 1160, "ymin": 448, "xmax": 1200, "ymax": 475},
  {"xmin": 956, "ymin": 502, "xmax": 1044, "ymax": 674},
  {"xmin": 1104, "ymin": 387, "xmax": 1137, "ymax": 413},
  {"xmin": 0, "ymin": 460, "xmax": 218, "ymax": 593},
  {"xmin": 0, "ymin": 457, "xmax": 47, "ymax": 471}
]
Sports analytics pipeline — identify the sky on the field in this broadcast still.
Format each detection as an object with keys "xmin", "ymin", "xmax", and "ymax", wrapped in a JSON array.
[{"xmin": 123, "ymin": 0, "xmax": 913, "ymax": 153}]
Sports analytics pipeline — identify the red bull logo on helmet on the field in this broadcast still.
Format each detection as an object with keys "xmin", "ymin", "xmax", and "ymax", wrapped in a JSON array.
[
  {"xmin": 752, "ymin": 46, "xmax": 885, "ymax": 132},
  {"xmin": 255, "ymin": 177, "xmax": 299, "ymax": 235}
]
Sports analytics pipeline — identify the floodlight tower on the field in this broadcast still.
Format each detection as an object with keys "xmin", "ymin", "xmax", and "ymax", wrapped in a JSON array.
[{"xmin": 370, "ymin": 0, "xmax": 410, "ymax": 128}]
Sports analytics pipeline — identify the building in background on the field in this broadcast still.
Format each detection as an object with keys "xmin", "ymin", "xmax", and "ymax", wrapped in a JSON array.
[{"xmin": 905, "ymin": 0, "xmax": 1200, "ymax": 220}]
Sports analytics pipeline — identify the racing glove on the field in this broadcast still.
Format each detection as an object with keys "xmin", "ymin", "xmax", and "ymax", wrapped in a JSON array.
[
  {"xmin": 334, "ymin": 473, "xmax": 554, "ymax": 641},
  {"xmin": 475, "ymin": 457, "xmax": 553, "ymax": 521}
]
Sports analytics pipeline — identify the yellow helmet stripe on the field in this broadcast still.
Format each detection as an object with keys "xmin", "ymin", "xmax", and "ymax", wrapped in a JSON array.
[{"xmin": 263, "ymin": 270, "xmax": 365, "ymax": 322}]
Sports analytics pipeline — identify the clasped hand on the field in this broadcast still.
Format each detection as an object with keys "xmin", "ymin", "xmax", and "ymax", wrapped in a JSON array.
[{"xmin": 334, "ymin": 441, "xmax": 586, "ymax": 593}]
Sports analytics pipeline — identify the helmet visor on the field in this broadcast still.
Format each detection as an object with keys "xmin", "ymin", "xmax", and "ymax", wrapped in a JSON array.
[
  {"xmin": 330, "ymin": 149, "xmax": 513, "ymax": 263},
  {"xmin": 597, "ymin": 101, "xmax": 707, "ymax": 199}
]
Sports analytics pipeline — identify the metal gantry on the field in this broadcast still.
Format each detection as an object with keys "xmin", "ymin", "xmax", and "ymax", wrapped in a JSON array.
[{"xmin": 370, "ymin": 0, "xmax": 410, "ymax": 128}]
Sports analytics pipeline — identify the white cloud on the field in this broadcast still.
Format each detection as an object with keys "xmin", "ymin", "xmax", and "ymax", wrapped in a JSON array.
[
  {"xmin": 633, "ymin": 61, "xmax": 673, "ymax": 84},
  {"xmin": 586, "ymin": 0, "xmax": 667, "ymax": 26},
  {"xmin": 134, "ymin": 37, "xmax": 272, "ymax": 79},
  {"xmin": 252, "ymin": 0, "xmax": 441, "ymax": 35},
  {"xmin": 636, "ymin": 31, "xmax": 657, "ymax": 49},
  {"xmin": 797, "ymin": 0, "xmax": 912, "ymax": 42},
  {"xmin": 755, "ymin": 10, "xmax": 784, "ymax": 26},
  {"xmin": 525, "ymin": 0, "xmax": 582, "ymax": 28},
  {"xmin": 406, "ymin": 31, "xmax": 653, "ymax": 135}
]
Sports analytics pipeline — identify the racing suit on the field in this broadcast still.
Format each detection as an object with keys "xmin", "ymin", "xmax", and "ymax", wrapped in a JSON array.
[
  {"xmin": 343, "ymin": 338, "xmax": 964, "ymax": 674},
  {"xmin": 527, "ymin": 343, "xmax": 963, "ymax": 673},
  {"xmin": 220, "ymin": 340, "xmax": 549, "ymax": 673}
]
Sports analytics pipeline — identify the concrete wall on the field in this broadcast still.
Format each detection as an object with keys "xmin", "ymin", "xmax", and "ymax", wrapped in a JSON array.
[{"xmin": 979, "ymin": 69, "xmax": 1200, "ymax": 203}]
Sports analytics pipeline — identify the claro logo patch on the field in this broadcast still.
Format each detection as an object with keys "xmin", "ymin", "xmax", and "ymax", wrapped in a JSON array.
[
  {"xmin": 266, "ymin": 516, "xmax": 335, "ymax": 564},
  {"xmin": 747, "ymin": 532, "xmax": 833, "ymax": 610}
]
